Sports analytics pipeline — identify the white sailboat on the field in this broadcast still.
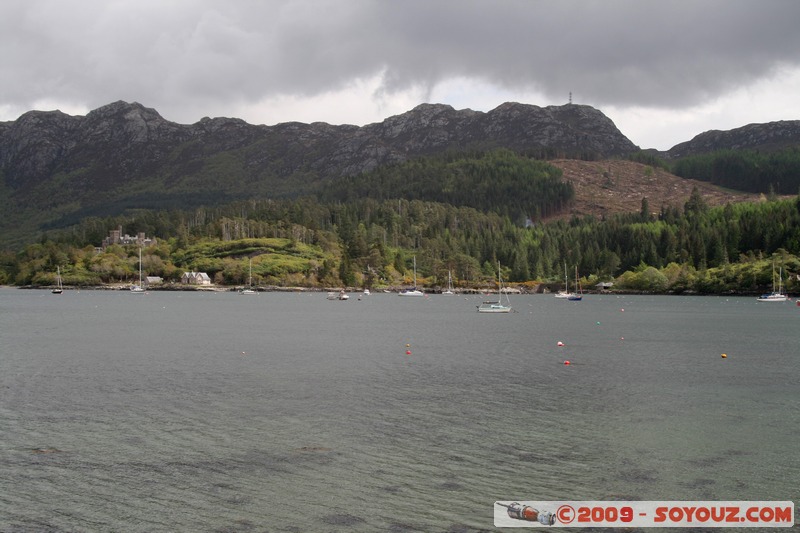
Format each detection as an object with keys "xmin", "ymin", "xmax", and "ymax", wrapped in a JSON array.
[
  {"xmin": 757, "ymin": 263, "xmax": 787, "ymax": 302},
  {"xmin": 130, "ymin": 248, "xmax": 145, "ymax": 293},
  {"xmin": 554, "ymin": 262, "xmax": 573, "ymax": 299},
  {"xmin": 52, "ymin": 266, "xmax": 63, "ymax": 294},
  {"xmin": 240, "ymin": 257, "xmax": 256, "ymax": 294},
  {"xmin": 442, "ymin": 270, "xmax": 455, "ymax": 295},
  {"xmin": 398, "ymin": 256, "xmax": 424, "ymax": 296},
  {"xmin": 477, "ymin": 262, "xmax": 513, "ymax": 313},
  {"xmin": 567, "ymin": 266, "xmax": 583, "ymax": 301}
]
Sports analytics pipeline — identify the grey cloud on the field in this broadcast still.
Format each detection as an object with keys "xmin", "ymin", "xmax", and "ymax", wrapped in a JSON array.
[{"xmin": 1, "ymin": 0, "xmax": 799, "ymax": 121}]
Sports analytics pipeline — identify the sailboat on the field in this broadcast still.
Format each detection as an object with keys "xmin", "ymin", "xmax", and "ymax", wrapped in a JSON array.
[
  {"xmin": 398, "ymin": 256, "xmax": 424, "ymax": 296},
  {"xmin": 52, "ymin": 266, "xmax": 63, "ymax": 294},
  {"xmin": 477, "ymin": 262, "xmax": 513, "ymax": 313},
  {"xmin": 567, "ymin": 266, "xmax": 583, "ymax": 301},
  {"xmin": 130, "ymin": 247, "xmax": 145, "ymax": 293},
  {"xmin": 240, "ymin": 257, "xmax": 256, "ymax": 294},
  {"xmin": 554, "ymin": 263, "xmax": 573, "ymax": 299},
  {"xmin": 757, "ymin": 263, "xmax": 787, "ymax": 302},
  {"xmin": 442, "ymin": 270, "xmax": 455, "ymax": 295}
]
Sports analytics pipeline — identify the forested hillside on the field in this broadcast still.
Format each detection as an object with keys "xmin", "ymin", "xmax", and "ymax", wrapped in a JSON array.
[
  {"xmin": 318, "ymin": 149, "xmax": 573, "ymax": 221},
  {"xmin": 672, "ymin": 148, "xmax": 800, "ymax": 194},
  {"xmin": 3, "ymin": 181, "xmax": 799, "ymax": 296}
]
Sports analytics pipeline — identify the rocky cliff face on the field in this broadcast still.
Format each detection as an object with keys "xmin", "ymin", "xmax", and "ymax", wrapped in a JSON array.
[
  {"xmin": 0, "ymin": 100, "xmax": 638, "ymax": 194},
  {"xmin": 666, "ymin": 120, "xmax": 800, "ymax": 159},
  {"xmin": 0, "ymin": 102, "xmax": 191, "ymax": 191}
]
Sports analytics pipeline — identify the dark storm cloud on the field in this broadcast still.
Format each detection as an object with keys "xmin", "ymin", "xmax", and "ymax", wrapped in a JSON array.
[
  {"xmin": 1, "ymin": 0, "xmax": 799, "ymax": 123},
  {"xmin": 361, "ymin": 0, "xmax": 800, "ymax": 107}
]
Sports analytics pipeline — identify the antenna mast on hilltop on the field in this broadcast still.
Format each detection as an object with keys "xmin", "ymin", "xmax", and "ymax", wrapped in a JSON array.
[{"xmin": 569, "ymin": 92, "xmax": 572, "ymax": 104}]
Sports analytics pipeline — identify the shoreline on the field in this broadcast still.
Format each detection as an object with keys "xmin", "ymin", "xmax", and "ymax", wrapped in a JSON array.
[{"xmin": 7, "ymin": 284, "xmax": 793, "ymax": 299}]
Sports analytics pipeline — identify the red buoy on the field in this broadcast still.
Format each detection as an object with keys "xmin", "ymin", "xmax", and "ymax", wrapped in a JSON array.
[{"xmin": 563, "ymin": 360, "xmax": 570, "ymax": 365}]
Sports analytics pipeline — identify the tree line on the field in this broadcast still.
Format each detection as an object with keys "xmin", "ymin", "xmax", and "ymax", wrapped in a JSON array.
[{"xmin": 3, "ymin": 189, "xmax": 799, "ymax": 295}]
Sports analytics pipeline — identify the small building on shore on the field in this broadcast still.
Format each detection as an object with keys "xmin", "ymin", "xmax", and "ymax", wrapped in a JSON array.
[{"xmin": 181, "ymin": 271, "xmax": 212, "ymax": 285}]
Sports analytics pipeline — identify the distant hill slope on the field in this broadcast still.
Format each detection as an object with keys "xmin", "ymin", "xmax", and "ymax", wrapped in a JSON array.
[
  {"xmin": 549, "ymin": 159, "xmax": 764, "ymax": 220},
  {"xmin": 666, "ymin": 120, "xmax": 800, "ymax": 158}
]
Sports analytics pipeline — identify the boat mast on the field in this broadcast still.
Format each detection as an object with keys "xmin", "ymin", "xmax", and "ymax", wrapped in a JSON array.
[{"xmin": 497, "ymin": 261, "xmax": 503, "ymax": 301}]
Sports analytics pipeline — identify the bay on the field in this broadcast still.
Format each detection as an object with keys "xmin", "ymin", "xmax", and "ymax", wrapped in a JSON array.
[{"xmin": 1, "ymin": 288, "xmax": 798, "ymax": 531}]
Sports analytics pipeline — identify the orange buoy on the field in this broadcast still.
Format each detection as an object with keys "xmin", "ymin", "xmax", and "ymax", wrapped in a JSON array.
[{"xmin": 721, "ymin": 353, "xmax": 727, "ymax": 358}]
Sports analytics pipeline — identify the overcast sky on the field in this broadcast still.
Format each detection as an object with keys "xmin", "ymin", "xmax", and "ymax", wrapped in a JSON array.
[{"xmin": 2, "ymin": 0, "xmax": 799, "ymax": 150}]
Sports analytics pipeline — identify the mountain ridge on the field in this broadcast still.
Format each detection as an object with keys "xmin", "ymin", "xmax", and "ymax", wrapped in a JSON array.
[
  {"xmin": 1, "ymin": 100, "xmax": 798, "ymax": 248},
  {"xmin": 0, "ymin": 100, "xmax": 639, "ymax": 187},
  {"xmin": 666, "ymin": 119, "xmax": 800, "ymax": 158}
]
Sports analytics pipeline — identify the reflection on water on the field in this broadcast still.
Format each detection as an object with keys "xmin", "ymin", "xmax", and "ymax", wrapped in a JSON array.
[{"xmin": 1, "ymin": 289, "xmax": 798, "ymax": 531}]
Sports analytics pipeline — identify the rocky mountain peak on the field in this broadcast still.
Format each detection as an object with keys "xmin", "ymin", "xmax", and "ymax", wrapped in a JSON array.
[
  {"xmin": 369, "ymin": 103, "xmax": 463, "ymax": 140},
  {"xmin": 82, "ymin": 100, "xmax": 183, "ymax": 144}
]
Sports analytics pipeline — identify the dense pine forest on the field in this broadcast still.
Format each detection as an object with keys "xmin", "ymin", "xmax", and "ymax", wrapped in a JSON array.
[
  {"xmin": 2, "ymin": 149, "xmax": 800, "ymax": 295},
  {"xmin": 672, "ymin": 148, "xmax": 800, "ymax": 194}
]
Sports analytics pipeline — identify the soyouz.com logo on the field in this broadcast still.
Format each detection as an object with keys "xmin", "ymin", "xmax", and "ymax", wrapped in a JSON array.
[{"xmin": 494, "ymin": 501, "xmax": 794, "ymax": 528}]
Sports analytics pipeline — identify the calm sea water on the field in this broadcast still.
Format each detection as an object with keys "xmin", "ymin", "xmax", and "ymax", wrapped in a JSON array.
[{"xmin": 1, "ymin": 288, "xmax": 798, "ymax": 532}]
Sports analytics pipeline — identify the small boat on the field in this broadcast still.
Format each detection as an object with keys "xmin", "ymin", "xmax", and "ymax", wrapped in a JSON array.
[
  {"xmin": 52, "ymin": 266, "xmax": 63, "ymax": 294},
  {"xmin": 477, "ymin": 262, "xmax": 513, "ymax": 313},
  {"xmin": 130, "ymin": 248, "xmax": 145, "ymax": 293},
  {"xmin": 240, "ymin": 258, "xmax": 256, "ymax": 294},
  {"xmin": 399, "ymin": 287, "xmax": 424, "ymax": 297},
  {"xmin": 554, "ymin": 262, "xmax": 575, "ymax": 299},
  {"xmin": 442, "ymin": 270, "xmax": 454, "ymax": 295},
  {"xmin": 757, "ymin": 263, "xmax": 787, "ymax": 302},
  {"xmin": 327, "ymin": 289, "xmax": 349, "ymax": 300},
  {"xmin": 477, "ymin": 301, "xmax": 513, "ymax": 313},
  {"xmin": 398, "ymin": 256, "xmax": 424, "ymax": 296}
]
